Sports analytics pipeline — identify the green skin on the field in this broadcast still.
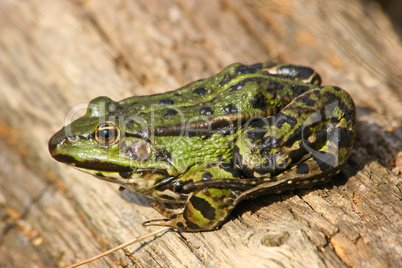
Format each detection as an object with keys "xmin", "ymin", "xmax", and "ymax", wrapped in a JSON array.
[{"xmin": 49, "ymin": 62, "xmax": 356, "ymax": 231}]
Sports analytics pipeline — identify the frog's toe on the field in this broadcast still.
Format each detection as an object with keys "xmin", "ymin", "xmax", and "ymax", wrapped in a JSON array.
[
  {"xmin": 143, "ymin": 218, "xmax": 172, "ymax": 228},
  {"xmin": 143, "ymin": 215, "xmax": 189, "ymax": 231}
]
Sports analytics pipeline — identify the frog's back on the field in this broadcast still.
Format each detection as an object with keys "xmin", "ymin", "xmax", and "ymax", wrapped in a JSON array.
[{"xmin": 117, "ymin": 63, "xmax": 317, "ymax": 137}]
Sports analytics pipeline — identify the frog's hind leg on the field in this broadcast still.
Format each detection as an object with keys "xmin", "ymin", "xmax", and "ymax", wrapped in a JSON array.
[
  {"xmin": 234, "ymin": 148, "xmax": 345, "ymax": 205},
  {"xmin": 252, "ymin": 62, "xmax": 322, "ymax": 85},
  {"xmin": 235, "ymin": 86, "xmax": 356, "ymax": 202},
  {"xmin": 143, "ymin": 162, "xmax": 245, "ymax": 231}
]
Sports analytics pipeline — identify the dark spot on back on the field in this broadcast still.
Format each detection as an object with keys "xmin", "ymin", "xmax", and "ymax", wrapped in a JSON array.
[
  {"xmin": 159, "ymin": 99, "xmax": 174, "ymax": 106},
  {"xmin": 234, "ymin": 65, "xmax": 249, "ymax": 74},
  {"xmin": 222, "ymin": 104, "xmax": 238, "ymax": 114},
  {"xmin": 164, "ymin": 109, "xmax": 178, "ymax": 118},
  {"xmin": 251, "ymin": 92, "xmax": 267, "ymax": 110},
  {"xmin": 268, "ymin": 80, "xmax": 284, "ymax": 90},
  {"xmin": 228, "ymin": 83, "xmax": 244, "ymax": 92},
  {"xmin": 235, "ymin": 65, "xmax": 257, "ymax": 74},
  {"xmin": 193, "ymin": 86, "xmax": 207, "ymax": 96},
  {"xmin": 200, "ymin": 107, "xmax": 213, "ymax": 116}
]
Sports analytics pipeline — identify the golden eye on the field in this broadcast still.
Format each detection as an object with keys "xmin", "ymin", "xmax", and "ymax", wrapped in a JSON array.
[{"xmin": 95, "ymin": 123, "xmax": 120, "ymax": 147}]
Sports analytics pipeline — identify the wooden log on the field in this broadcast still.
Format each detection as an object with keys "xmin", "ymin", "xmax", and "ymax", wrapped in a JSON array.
[{"xmin": 0, "ymin": 0, "xmax": 401, "ymax": 267}]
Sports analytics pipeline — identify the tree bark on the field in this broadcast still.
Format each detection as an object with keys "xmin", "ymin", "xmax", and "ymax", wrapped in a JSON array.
[{"xmin": 0, "ymin": 0, "xmax": 401, "ymax": 267}]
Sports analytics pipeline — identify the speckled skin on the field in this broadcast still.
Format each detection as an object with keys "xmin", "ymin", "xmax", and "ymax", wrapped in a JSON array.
[{"xmin": 49, "ymin": 62, "xmax": 356, "ymax": 231}]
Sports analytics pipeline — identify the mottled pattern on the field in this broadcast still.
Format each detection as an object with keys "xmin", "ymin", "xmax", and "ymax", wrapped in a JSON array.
[{"xmin": 49, "ymin": 62, "xmax": 356, "ymax": 231}]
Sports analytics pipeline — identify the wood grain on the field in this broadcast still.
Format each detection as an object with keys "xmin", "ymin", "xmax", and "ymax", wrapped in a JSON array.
[{"xmin": 1, "ymin": 0, "xmax": 401, "ymax": 267}]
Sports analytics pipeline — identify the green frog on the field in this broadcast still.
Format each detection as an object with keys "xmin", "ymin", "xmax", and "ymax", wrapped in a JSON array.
[{"xmin": 49, "ymin": 62, "xmax": 356, "ymax": 231}]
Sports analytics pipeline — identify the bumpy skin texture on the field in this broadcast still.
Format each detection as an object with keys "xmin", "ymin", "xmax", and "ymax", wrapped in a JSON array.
[{"xmin": 49, "ymin": 62, "xmax": 356, "ymax": 231}]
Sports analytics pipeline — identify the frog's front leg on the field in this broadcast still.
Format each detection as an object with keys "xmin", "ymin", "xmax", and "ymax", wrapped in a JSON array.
[
  {"xmin": 143, "ymin": 187, "xmax": 237, "ymax": 231},
  {"xmin": 143, "ymin": 163, "xmax": 244, "ymax": 231}
]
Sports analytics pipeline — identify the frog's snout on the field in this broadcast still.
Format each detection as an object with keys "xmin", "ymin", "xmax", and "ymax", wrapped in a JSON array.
[{"xmin": 48, "ymin": 128, "xmax": 66, "ymax": 159}]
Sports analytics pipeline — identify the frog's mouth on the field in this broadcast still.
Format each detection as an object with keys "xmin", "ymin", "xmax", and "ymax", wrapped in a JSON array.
[
  {"xmin": 49, "ymin": 129, "xmax": 176, "ymax": 178},
  {"xmin": 49, "ymin": 150, "xmax": 132, "ymax": 172},
  {"xmin": 49, "ymin": 145, "xmax": 174, "ymax": 185}
]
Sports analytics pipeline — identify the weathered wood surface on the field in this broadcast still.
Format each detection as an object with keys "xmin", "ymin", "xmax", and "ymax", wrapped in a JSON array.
[{"xmin": 0, "ymin": 0, "xmax": 401, "ymax": 267}]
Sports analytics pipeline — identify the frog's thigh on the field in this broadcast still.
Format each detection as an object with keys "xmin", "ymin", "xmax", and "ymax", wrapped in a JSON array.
[
  {"xmin": 238, "ymin": 86, "xmax": 355, "ymax": 180},
  {"xmin": 144, "ymin": 188, "xmax": 236, "ymax": 231},
  {"xmin": 182, "ymin": 188, "xmax": 237, "ymax": 230}
]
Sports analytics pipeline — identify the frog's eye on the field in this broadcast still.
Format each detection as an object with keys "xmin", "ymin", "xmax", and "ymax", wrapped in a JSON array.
[{"xmin": 95, "ymin": 123, "xmax": 120, "ymax": 147}]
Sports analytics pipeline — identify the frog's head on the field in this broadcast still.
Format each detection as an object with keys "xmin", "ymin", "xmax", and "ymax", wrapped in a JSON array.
[{"xmin": 49, "ymin": 96, "xmax": 178, "ymax": 197}]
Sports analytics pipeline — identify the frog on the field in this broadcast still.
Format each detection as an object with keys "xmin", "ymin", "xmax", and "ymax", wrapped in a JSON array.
[{"xmin": 48, "ymin": 62, "xmax": 356, "ymax": 231}]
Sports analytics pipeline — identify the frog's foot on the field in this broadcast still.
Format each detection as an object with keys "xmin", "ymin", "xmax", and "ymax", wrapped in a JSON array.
[
  {"xmin": 143, "ymin": 211, "xmax": 227, "ymax": 232},
  {"xmin": 143, "ymin": 203, "xmax": 187, "ymax": 229}
]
